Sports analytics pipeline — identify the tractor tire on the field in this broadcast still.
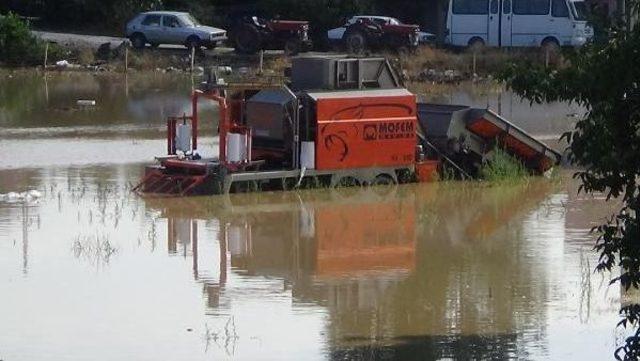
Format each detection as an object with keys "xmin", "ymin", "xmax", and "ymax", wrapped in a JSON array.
[
  {"xmin": 345, "ymin": 31, "xmax": 367, "ymax": 54},
  {"xmin": 130, "ymin": 33, "xmax": 146, "ymax": 50},
  {"xmin": 284, "ymin": 38, "xmax": 301, "ymax": 56},
  {"xmin": 234, "ymin": 23, "xmax": 262, "ymax": 54}
]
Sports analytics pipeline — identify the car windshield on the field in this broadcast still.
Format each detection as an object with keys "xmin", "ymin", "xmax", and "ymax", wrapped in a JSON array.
[
  {"xmin": 570, "ymin": 1, "xmax": 588, "ymax": 21},
  {"xmin": 180, "ymin": 14, "xmax": 200, "ymax": 27}
]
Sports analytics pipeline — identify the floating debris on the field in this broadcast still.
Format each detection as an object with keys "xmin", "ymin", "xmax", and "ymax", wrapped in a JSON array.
[{"xmin": 0, "ymin": 190, "xmax": 43, "ymax": 203}]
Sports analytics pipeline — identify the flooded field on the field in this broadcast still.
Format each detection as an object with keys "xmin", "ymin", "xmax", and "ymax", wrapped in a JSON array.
[{"xmin": 0, "ymin": 72, "xmax": 623, "ymax": 360}]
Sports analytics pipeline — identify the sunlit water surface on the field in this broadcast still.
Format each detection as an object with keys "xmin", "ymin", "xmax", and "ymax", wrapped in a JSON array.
[{"xmin": 0, "ymin": 72, "xmax": 624, "ymax": 361}]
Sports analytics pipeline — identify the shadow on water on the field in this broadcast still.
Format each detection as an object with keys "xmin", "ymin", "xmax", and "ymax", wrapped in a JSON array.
[{"xmin": 331, "ymin": 333, "xmax": 517, "ymax": 361}]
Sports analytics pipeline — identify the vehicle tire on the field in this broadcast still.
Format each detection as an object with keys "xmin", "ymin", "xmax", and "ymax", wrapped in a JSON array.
[
  {"xmin": 284, "ymin": 38, "xmax": 301, "ymax": 56},
  {"xmin": 467, "ymin": 37, "xmax": 485, "ymax": 53},
  {"xmin": 371, "ymin": 174, "xmax": 397, "ymax": 196},
  {"xmin": 335, "ymin": 176, "xmax": 361, "ymax": 188},
  {"xmin": 206, "ymin": 43, "xmax": 217, "ymax": 50},
  {"xmin": 186, "ymin": 36, "xmax": 201, "ymax": 50},
  {"xmin": 541, "ymin": 38, "xmax": 560, "ymax": 55},
  {"xmin": 234, "ymin": 23, "xmax": 261, "ymax": 54},
  {"xmin": 345, "ymin": 31, "xmax": 367, "ymax": 54},
  {"xmin": 130, "ymin": 33, "xmax": 146, "ymax": 50},
  {"xmin": 371, "ymin": 174, "xmax": 396, "ymax": 186},
  {"xmin": 149, "ymin": 43, "xmax": 159, "ymax": 49}
]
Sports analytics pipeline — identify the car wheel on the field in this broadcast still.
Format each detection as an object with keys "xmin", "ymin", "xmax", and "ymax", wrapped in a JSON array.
[
  {"xmin": 206, "ymin": 43, "xmax": 217, "ymax": 50},
  {"xmin": 130, "ymin": 33, "xmax": 146, "ymax": 50},
  {"xmin": 345, "ymin": 31, "xmax": 366, "ymax": 54},
  {"xmin": 186, "ymin": 36, "xmax": 201, "ymax": 50}
]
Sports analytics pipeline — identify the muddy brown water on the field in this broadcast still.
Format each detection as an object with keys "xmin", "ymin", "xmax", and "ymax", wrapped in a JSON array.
[{"xmin": 0, "ymin": 72, "xmax": 624, "ymax": 360}]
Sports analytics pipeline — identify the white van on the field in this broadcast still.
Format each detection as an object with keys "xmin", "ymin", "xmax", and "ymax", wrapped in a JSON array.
[{"xmin": 445, "ymin": 0, "xmax": 593, "ymax": 48}]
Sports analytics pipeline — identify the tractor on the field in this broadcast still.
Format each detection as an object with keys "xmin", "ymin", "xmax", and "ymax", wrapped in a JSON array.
[
  {"xmin": 231, "ymin": 16, "xmax": 313, "ymax": 55},
  {"xmin": 341, "ymin": 16, "xmax": 420, "ymax": 54}
]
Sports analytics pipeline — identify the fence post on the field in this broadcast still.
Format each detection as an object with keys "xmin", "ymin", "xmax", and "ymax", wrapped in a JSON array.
[
  {"xmin": 124, "ymin": 44, "xmax": 129, "ymax": 73},
  {"xmin": 472, "ymin": 50, "xmax": 477, "ymax": 75},
  {"xmin": 259, "ymin": 50, "xmax": 264, "ymax": 75},
  {"xmin": 545, "ymin": 47, "xmax": 550, "ymax": 67},
  {"xmin": 43, "ymin": 43, "xmax": 49, "ymax": 71},
  {"xmin": 190, "ymin": 47, "xmax": 195, "ymax": 73}
]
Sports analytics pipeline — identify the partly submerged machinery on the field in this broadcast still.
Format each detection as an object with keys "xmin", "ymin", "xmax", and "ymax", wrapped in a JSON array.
[{"xmin": 135, "ymin": 56, "xmax": 560, "ymax": 196}]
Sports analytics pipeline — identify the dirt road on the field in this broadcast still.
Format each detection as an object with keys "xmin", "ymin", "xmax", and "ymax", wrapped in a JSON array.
[{"xmin": 33, "ymin": 31, "xmax": 127, "ymax": 49}]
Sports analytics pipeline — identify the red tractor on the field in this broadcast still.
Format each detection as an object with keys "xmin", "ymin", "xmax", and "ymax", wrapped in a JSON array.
[
  {"xmin": 330, "ymin": 16, "xmax": 420, "ymax": 54},
  {"xmin": 232, "ymin": 16, "xmax": 313, "ymax": 55}
]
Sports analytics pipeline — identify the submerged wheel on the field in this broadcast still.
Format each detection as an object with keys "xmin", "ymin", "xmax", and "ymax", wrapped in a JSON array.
[
  {"xmin": 232, "ymin": 180, "xmax": 260, "ymax": 193},
  {"xmin": 298, "ymin": 176, "xmax": 323, "ymax": 189},
  {"xmin": 335, "ymin": 176, "xmax": 361, "ymax": 188},
  {"xmin": 280, "ymin": 177, "xmax": 298, "ymax": 191},
  {"xmin": 371, "ymin": 174, "xmax": 397, "ymax": 196},
  {"xmin": 371, "ymin": 174, "xmax": 396, "ymax": 186}
]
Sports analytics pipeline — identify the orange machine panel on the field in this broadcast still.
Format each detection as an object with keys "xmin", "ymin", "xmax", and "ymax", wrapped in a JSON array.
[{"xmin": 314, "ymin": 93, "xmax": 417, "ymax": 170}]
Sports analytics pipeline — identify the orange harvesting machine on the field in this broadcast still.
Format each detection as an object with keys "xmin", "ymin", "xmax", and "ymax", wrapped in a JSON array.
[{"xmin": 134, "ymin": 56, "xmax": 560, "ymax": 196}]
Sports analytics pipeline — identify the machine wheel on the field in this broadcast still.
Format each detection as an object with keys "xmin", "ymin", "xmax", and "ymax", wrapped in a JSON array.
[
  {"xmin": 467, "ymin": 37, "xmax": 485, "ymax": 52},
  {"xmin": 130, "ymin": 33, "xmax": 147, "ymax": 49},
  {"xmin": 371, "ymin": 174, "xmax": 396, "ymax": 186},
  {"xmin": 232, "ymin": 180, "xmax": 260, "ymax": 193},
  {"xmin": 280, "ymin": 177, "xmax": 298, "ymax": 191},
  {"xmin": 284, "ymin": 38, "xmax": 302, "ymax": 56},
  {"xmin": 234, "ymin": 23, "xmax": 261, "ymax": 54},
  {"xmin": 335, "ymin": 176, "xmax": 361, "ymax": 188},
  {"xmin": 345, "ymin": 31, "xmax": 367, "ymax": 54},
  {"xmin": 371, "ymin": 174, "xmax": 397, "ymax": 196},
  {"xmin": 186, "ymin": 35, "xmax": 201, "ymax": 50}
]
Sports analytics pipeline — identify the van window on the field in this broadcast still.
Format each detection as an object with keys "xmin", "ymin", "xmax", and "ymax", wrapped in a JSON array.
[
  {"xmin": 452, "ymin": 0, "xmax": 489, "ymax": 15},
  {"xmin": 571, "ymin": 1, "xmax": 588, "ymax": 20},
  {"xmin": 552, "ymin": 0, "xmax": 569, "ymax": 17},
  {"xmin": 503, "ymin": 0, "xmax": 512, "ymax": 13},
  {"xmin": 513, "ymin": 0, "xmax": 550, "ymax": 15},
  {"xmin": 490, "ymin": 0, "xmax": 499, "ymax": 14},
  {"xmin": 141, "ymin": 14, "xmax": 161, "ymax": 26}
]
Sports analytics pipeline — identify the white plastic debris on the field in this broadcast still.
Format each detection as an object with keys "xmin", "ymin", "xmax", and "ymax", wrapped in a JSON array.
[
  {"xmin": 56, "ymin": 60, "xmax": 70, "ymax": 67},
  {"xmin": 76, "ymin": 100, "xmax": 96, "ymax": 106},
  {"xmin": 0, "ymin": 190, "xmax": 43, "ymax": 203}
]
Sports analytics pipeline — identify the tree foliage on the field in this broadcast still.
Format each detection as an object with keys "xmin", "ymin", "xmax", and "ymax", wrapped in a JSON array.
[
  {"xmin": 0, "ymin": 12, "xmax": 60, "ymax": 66},
  {"xmin": 500, "ymin": 4, "xmax": 640, "ymax": 360}
]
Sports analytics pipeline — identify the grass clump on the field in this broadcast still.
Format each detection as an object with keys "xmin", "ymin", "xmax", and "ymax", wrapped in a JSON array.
[{"xmin": 480, "ymin": 147, "xmax": 529, "ymax": 183}]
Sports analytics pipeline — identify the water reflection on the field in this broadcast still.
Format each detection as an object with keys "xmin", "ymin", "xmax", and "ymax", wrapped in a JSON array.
[{"xmin": 143, "ymin": 180, "xmax": 583, "ymax": 360}]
